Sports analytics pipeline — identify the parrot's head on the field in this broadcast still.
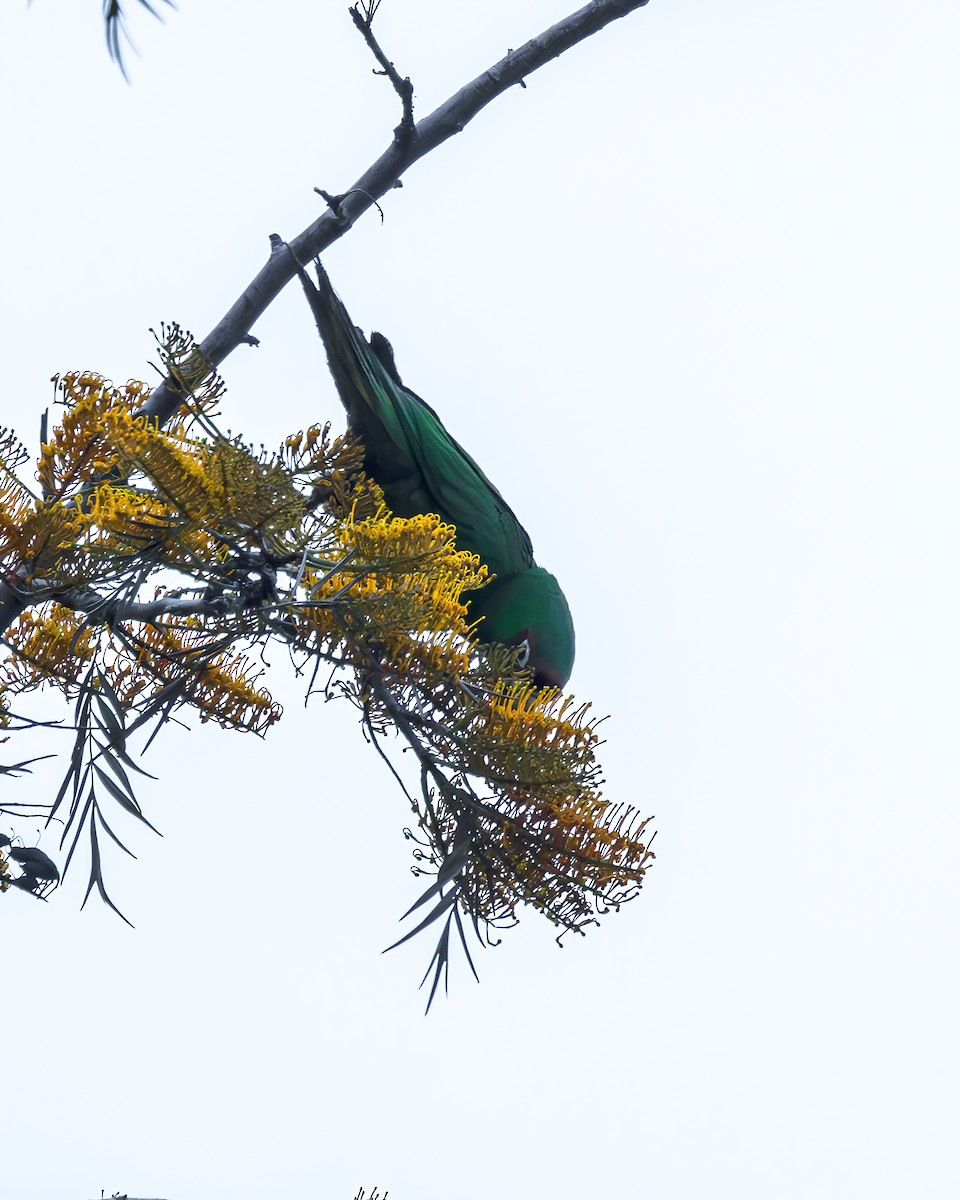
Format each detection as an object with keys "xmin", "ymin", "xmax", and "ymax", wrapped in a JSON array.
[{"xmin": 468, "ymin": 567, "xmax": 575, "ymax": 690}]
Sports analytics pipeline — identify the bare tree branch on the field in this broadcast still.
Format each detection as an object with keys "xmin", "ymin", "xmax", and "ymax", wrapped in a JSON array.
[
  {"xmin": 53, "ymin": 586, "xmax": 231, "ymax": 625},
  {"xmin": 140, "ymin": 0, "xmax": 650, "ymax": 427}
]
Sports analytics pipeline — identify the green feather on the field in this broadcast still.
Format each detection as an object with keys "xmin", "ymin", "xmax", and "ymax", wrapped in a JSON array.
[{"xmin": 302, "ymin": 261, "xmax": 575, "ymax": 687}]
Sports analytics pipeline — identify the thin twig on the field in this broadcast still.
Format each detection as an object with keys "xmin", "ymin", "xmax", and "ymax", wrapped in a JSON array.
[
  {"xmin": 138, "ymin": 0, "xmax": 651, "ymax": 430},
  {"xmin": 349, "ymin": 3, "xmax": 415, "ymax": 147}
]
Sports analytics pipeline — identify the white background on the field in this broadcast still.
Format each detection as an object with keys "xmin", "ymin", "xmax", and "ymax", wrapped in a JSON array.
[{"xmin": 2, "ymin": 2, "xmax": 959, "ymax": 1197}]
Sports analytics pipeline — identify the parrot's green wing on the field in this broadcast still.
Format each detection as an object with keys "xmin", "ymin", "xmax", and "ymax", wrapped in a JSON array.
[
  {"xmin": 303, "ymin": 261, "xmax": 534, "ymax": 580},
  {"xmin": 302, "ymin": 260, "xmax": 575, "ymax": 687}
]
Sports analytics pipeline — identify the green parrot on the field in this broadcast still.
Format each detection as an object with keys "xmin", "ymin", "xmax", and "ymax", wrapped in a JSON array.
[{"xmin": 300, "ymin": 261, "xmax": 576, "ymax": 689}]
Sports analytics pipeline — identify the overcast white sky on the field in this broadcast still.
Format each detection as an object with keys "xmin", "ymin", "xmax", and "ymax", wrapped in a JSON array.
[{"xmin": 2, "ymin": 1, "xmax": 959, "ymax": 1197}]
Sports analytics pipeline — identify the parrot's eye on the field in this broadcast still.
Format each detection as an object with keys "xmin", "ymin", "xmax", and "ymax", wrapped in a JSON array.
[{"xmin": 516, "ymin": 638, "xmax": 531, "ymax": 669}]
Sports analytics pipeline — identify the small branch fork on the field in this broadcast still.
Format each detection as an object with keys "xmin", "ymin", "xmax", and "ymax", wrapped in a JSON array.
[
  {"xmin": 349, "ymin": 2, "xmax": 415, "ymax": 147},
  {"xmin": 138, "ymin": 0, "xmax": 650, "ymax": 429}
]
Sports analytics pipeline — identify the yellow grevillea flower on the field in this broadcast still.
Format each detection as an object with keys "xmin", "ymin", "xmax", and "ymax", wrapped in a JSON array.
[
  {"xmin": 1, "ymin": 428, "xmax": 35, "ymax": 559},
  {"xmin": 38, "ymin": 373, "xmax": 148, "ymax": 497},
  {"xmin": 292, "ymin": 510, "xmax": 486, "ymax": 682},
  {"xmin": 2, "ymin": 354, "xmax": 654, "ymax": 975},
  {"xmin": 485, "ymin": 684, "xmax": 598, "ymax": 755},
  {"xmin": 1, "ymin": 604, "xmax": 97, "ymax": 691},
  {"xmin": 118, "ymin": 621, "xmax": 282, "ymax": 733}
]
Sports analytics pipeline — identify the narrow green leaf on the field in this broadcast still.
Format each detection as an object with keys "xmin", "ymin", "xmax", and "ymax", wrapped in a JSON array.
[
  {"xmin": 96, "ymin": 671, "xmax": 125, "ymax": 718},
  {"xmin": 95, "ymin": 693, "xmax": 126, "ymax": 754},
  {"xmin": 397, "ymin": 852, "xmax": 468, "ymax": 921},
  {"xmin": 93, "ymin": 764, "xmax": 161, "ymax": 836},
  {"xmin": 93, "ymin": 800, "xmax": 137, "ymax": 860},
  {"xmin": 113, "ymin": 744, "xmax": 158, "ymax": 780},
  {"xmin": 420, "ymin": 912, "xmax": 454, "ymax": 1014},
  {"xmin": 80, "ymin": 816, "xmax": 134, "ymax": 928},
  {"xmin": 58, "ymin": 763, "xmax": 92, "ymax": 847},
  {"xmin": 93, "ymin": 742, "xmax": 138, "ymax": 799},
  {"xmin": 61, "ymin": 792, "xmax": 94, "ymax": 880},
  {"xmin": 384, "ymin": 888, "xmax": 458, "ymax": 953}
]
